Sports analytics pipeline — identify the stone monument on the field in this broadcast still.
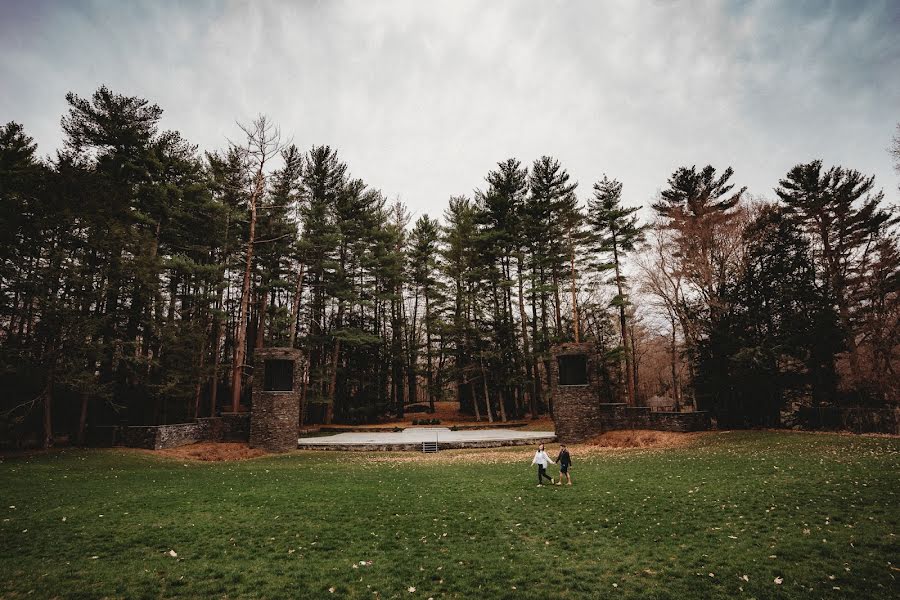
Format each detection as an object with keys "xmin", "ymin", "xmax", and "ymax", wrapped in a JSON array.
[
  {"xmin": 249, "ymin": 347, "xmax": 302, "ymax": 452},
  {"xmin": 549, "ymin": 341, "xmax": 604, "ymax": 443}
]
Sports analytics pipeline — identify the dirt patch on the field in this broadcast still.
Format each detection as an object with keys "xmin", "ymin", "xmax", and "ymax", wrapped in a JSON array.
[
  {"xmin": 583, "ymin": 429, "xmax": 702, "ymax": 449},
  {"xmin": 153, "ymin": 442, "xmax": 267, "ymax": 462}
]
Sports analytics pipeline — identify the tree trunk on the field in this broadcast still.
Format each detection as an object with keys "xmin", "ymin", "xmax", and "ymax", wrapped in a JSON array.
[
  {"xmin": 570, "ymin": 250, "xmax": 580, "ymax": 343},
  {"xmin": 254, "ymin": 286, "xmax": 267, "ymax": 350},
  {"xmin": 530, "ymin": 269, "xmax": 544, "ymax": 417},
  {"xmin": 210, "ymin": 301, "xmax": 225, "ymax": 416},
  {"xmin": 230, "ymin": 177, "xmax": 259, "ymax": 412},
  {"xmin": 425, "ymin": 293, "xmax": 434, "ymax": 412},
  {"xmin": 516, "ymin": 256, "xmax": 536, "ymax": 418},
  {"xmin": 481, "ymin": 361, "xmax": 494, "ymax": 424},
  {"xmin": 552, "ymin": 269, "xmax": 563, "ymax": 336},
  {"xmin": 193, "ymin": 326, "xmax": 208, "ymax": 420},
  {"xmin": 77, "ymin": 391, "xmax": 89, "ymax": 446},
  {"xmin": 670, "ymin": 313, "xmax": 680, "ymax": 412},
  {"xmin": 42, "ymin": 371, "xmax": 54, "ymax": 449},
  {"xmin": 288, "ymin": 262, "xmax": 305, "ymax": 347},
  {"xmin": 325, "ymin": 338, "xmax": 340, "ymax": 424},
  {"xmin": 299, "ymin": 354, "xmax": 308, "ymax": 428},
  {"xmin": 470, "ymin": 377, "xmax": 482, "ymax": 421},
  {"xmin": 629, "ymin": 318, "xmax": 640, "ymax": 405},
  {"xmin": 613, "ymin": 243, "xmax": 636, "ymax": 406},
  {"xmin": 408, "ymin": 288, "xmax": 419, "ymax": 406}
]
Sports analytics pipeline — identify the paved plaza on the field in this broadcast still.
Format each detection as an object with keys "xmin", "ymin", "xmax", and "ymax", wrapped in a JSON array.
[{"xmin": 298, "ymin": 427, "xmax": 556, "ymax": 450}]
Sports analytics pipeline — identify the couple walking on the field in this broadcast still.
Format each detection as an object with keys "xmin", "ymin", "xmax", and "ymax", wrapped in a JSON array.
[{"xmin": 531, "ymin": 442, "xmax": 572, "ymax": 487}]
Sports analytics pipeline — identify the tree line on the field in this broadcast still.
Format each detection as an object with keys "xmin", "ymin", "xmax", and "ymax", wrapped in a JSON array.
[{"xmin": 1, "ymin": 87, "xmax": 897, "ymax": 446}]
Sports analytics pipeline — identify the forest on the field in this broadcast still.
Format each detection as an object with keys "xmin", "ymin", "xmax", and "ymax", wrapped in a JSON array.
[{"xmin": 1, "ymin": 87, "xmax": 898, "ymax": 446}]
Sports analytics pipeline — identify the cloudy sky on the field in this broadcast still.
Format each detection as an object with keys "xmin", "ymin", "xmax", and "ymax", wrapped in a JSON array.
[{"xmin": 2, "ymin": 0, "xmax": 898, "ymax": 219}]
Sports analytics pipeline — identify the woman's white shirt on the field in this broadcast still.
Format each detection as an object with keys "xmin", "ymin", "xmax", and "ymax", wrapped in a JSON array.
[{"xmin": 532, "ymin": 450, "xmax": 554, "ymax": 466}]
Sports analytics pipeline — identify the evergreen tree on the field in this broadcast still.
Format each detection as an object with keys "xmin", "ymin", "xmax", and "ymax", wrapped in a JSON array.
[
  {"xmin": 485, "ymin": 158, "xmax": 534, "ymax": 417},
  {"xmin": 408, "ymin": 214, "xmax": 442, "ymax": 412},
  {"xmin": 699, "ymin": 205, "xmax": 842, "ymax": 425},
  {"xmin": 298, "ymin": 145, "xmax": 345, "ymax": 422},
  {"xmin": 525, "ymin": 156, "xmax": 578, "ymax": 410},
  {"xmin": 776, "ymin": 160, "xmax": 899, "ymax": 392},
  {"xmin": 587, "ymin": 175, "xmax": 645, "ymax": 405}
]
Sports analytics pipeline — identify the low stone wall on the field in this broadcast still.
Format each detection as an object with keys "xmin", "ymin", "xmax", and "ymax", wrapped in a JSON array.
[
  {"xmin": 219, "ymin": 413, "xmax": 251, "ymax": 441},
  {"xmin": 648, "ymin": 411, "xmax": 711, "ymax": 432},
  {"xmin": 553, "ymin": 401, "xmax": 711, "ymax": 443},
  {"xmin": 87, "ymin": 414, "xmax": 252, "ymax": 450},
  {"xmin": 120, "ymin": 422, "xmax": 204, "ymax": 450}
]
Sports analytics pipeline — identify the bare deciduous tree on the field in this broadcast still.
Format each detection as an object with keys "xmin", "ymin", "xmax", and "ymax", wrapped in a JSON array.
[{"xmin": 229, "ymin": 115, "xmax": 282, "ymax": 412}]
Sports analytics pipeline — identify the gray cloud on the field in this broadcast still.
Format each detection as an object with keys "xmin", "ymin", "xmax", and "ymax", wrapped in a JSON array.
[{"xmin": 1, "ymin": 0, "xmax": 897, "ymax": 220}]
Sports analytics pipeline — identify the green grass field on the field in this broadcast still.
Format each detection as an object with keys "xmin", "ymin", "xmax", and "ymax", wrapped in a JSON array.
[{"xmin": 1, "ymin": 431, "xmax": 898, "ymax": 599}]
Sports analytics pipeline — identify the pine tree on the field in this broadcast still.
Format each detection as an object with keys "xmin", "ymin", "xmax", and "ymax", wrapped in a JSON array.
[
  {"xmin": 587, "ymin": 175, "xmax": 645, "ymax": 405},
  {"xmin": 409, "ymin": 215, "xmax": 441, "ymax": 411},
  {"xmin": 485, "ymin": 158, "xmax": 534, "ymax": 417},
  {"xmin": 702, "ymin": 205, "xmax": 842, "ymax": 425},
  {"xmin": 299, "ymin": 145, "xmax": 345, "ymax": 422},
  {"xmin": 776, "ymin": 160, "xmax": 898, "ymax": 390},
  {"xmin": 525, "ymin": 156, "xmax": 578, "ymax": 411}
]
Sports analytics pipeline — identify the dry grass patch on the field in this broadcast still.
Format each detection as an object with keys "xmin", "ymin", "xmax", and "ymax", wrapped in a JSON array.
[
  {"xmin": 153, "ymin": 442, "xmax": 267, "ymax": 462},
  {"xmin": 583, "ymin": 429, "xmax": 704, "ymax": 449}
]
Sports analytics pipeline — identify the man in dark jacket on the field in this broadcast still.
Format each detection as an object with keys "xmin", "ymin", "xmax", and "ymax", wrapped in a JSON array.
[{"xmin": 556, "ymin": 444, "xmax": 572, "ymax": 486}]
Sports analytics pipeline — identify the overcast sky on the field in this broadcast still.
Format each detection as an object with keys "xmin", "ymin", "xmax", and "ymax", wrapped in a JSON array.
[{"xmin": 2, "ymin": 0, "xmax": 898, "ymax": 220}]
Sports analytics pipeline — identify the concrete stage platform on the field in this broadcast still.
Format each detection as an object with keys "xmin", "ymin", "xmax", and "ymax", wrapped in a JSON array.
[{"xmin": 297, "ymin": 427, "xmax": 556, "ymax": 451}]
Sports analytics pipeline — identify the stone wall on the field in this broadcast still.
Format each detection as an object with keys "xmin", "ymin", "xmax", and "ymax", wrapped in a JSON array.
[
  {"xmin": 549, "ymin": 342, "xmax": 712, "ymax": 442},
  {"xmin": 120, "ymin": 422, "xmax": 204, "ymax": 450},
  {"xmin": 649, "ymin": 411, "xmax": 711, "ymax": 432},
  {"xmin": 553, "ymin": 386, "xmax": 603, "ymax": 442},
  {"xmin": 249, "ymin": 347, "xmax": 302, "ymax": 452},
  {"xmin": 552, "ymin": 399, "xmax": 712, "ymax": 442},
  {"xmin": 549, "ymin": 342, "xmax": 604, "ymax": 442},
  {"xmin": 219, "ymin": 413, "xmax": 251, "ymax": 441},
  {"xmin": 85, "ymin": 414, "xmax": 252, "ymax": 450}
]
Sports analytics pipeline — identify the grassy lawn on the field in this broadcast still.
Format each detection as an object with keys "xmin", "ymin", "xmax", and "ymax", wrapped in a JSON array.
[{"xmin": 1, "ymin": 431, "xmax": 898, "ymax": 599}]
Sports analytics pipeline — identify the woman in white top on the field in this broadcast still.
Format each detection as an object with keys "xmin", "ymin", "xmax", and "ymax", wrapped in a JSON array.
[{"xmin": 531, "ymin": 443, "xmax": 555, "ymax": 486}]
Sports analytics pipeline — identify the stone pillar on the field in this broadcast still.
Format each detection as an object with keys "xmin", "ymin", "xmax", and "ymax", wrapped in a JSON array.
[
  {"xmin": 249, "ymin": 347, "xmax": 302, "ymax": 452},
  {"xmin": 550, "ymin": 342, "xmax": 604, "ymax": 443}
]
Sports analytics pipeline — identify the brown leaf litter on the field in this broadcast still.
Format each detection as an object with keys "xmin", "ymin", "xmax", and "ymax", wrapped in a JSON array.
[{"xmin": 150, "ymin": 442, "xmax": 267, "ymax": 462}]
